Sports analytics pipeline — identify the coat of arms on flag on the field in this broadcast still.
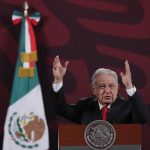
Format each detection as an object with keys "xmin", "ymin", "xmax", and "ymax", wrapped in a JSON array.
[{"xmin": 3, "ymin": 2, "xmax": 49, "ymax": 150}]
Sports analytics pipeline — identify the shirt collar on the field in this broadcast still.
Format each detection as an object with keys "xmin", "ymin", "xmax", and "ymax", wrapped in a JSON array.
[{"xmin": 98, "ymin": 101, "xmax": 111, "ymax": 110}]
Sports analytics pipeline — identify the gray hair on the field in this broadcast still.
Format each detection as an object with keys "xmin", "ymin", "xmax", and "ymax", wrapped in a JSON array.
[{"xmin": 91, "ymin": 68, "xmax": 118, "ymax": 85}]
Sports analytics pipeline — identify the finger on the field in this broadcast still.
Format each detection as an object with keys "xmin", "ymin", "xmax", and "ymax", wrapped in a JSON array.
[
  {"xmin": 53, "ymin": 55, "xmax": 60, "ymax": 67},
  {"xmin": 53, "ymin": 56, "xmax": 61, "ymax": 69},
  {"xmin": 125, "ymin": 60, "xmax": 130, "ymax": 72},
  {"xmin": 120, "ymin": 72, "xmax": 124, "ymax": 78},
  {"xmin": 64, "ymin": 61, "xmax": 69, "ymax": 69}
]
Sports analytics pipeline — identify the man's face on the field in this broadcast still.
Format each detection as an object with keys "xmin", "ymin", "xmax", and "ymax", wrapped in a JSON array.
[{"xmin": 92, "ymin": 74, "xmax": 119, "ymax": 105}]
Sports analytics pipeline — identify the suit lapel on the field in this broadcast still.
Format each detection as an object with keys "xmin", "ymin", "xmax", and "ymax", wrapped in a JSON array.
[{"xmin": 90, "ymin": 100, "xmax": 101, "ymax": 121}]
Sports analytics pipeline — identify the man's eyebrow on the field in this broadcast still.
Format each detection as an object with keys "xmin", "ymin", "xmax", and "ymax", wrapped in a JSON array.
[{"xmin": 96, "ymin": 82, "xmax": 116, "ymax": 84}]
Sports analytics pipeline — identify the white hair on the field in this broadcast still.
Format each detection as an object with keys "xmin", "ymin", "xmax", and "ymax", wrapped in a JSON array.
[{"xmin": 91, "ymin": 68, "xmax": 118, "ymax": 85}]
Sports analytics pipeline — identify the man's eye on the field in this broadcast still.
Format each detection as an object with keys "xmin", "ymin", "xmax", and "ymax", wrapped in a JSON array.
[
  {"xmin": 99, "ymin": 85, "xmax": 105, "ymax": 89},
  {"xmin": 109, "ymin": 85, "xmax": 115, "ymax": 88}
]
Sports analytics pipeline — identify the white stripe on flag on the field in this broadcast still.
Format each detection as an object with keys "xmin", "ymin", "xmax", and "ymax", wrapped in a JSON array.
[{"xmin": 3, "ymin": 85, "xmax": 49, "ymax": 150}]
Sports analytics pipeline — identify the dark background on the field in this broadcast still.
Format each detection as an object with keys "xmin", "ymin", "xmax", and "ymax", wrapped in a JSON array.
[{"xmin": 0, "ymin": 0, "xmax": 150, "ymax": 150}]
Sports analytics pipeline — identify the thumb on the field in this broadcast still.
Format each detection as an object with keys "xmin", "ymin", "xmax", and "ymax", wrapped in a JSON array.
[
  {"xmin": 120, "ymin": 72, "xmax": 124, "ymax": 78},
  {"xmin": 64, "ymin": 61, "xmax": 69, "ymax": 68}
]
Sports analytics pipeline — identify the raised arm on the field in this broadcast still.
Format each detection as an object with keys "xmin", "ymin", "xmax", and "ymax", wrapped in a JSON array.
[
  {"xmin": 52, "ymin": 55, "xmax": 69, "ymax": 83},
  {"xmin": 120, "ymin": 60, "xmax": 133, "ymax": 89}
]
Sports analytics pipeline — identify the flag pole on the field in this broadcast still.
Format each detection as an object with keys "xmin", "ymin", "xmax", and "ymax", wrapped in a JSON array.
[{"xmin": 24, "ymin": 1, "xmax": 29, "ymax": 16}]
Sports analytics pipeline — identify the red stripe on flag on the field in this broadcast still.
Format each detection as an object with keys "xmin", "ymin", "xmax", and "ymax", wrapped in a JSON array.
[
  {"xmin": 26, "ymin": 17, "xmax": 37, "ymax": 67},
  {"xmin": 12, "ymin": 18, "xmax": 22, "ymax": 25},
  {"xmin": 30, "ymin": 18, "xmax": 39, "ymax": 26}
]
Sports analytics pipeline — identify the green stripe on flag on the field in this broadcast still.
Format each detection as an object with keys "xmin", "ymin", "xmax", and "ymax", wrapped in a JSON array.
[
  {"xmin": 9, "ymin": 17, "xmax": 38, "ymax": 105},
  {"xmin": 9, "ymin": 64, "xmax": 39, "ymax": 105}
]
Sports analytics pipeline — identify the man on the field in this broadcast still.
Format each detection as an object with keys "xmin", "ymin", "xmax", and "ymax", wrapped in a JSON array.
[{"xmin": 52, "ymin": 55, "xmax": 148, "ymax": 124}]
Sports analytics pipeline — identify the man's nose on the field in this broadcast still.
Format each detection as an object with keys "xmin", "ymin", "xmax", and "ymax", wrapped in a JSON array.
[{"xmin": 104, "ymin": 86, "xmax": 111, "ymax": 92}]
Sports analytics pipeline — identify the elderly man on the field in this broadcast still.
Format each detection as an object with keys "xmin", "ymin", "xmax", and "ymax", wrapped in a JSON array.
[{"xmin": 51, "ymin": 55, "xmax": 148, "ymax": 124}]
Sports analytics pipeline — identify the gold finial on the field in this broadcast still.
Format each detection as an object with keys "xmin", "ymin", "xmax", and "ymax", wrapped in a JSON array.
[{"xmin": 24, "ymin": 1, "xmax": 29, "ymax": 16}]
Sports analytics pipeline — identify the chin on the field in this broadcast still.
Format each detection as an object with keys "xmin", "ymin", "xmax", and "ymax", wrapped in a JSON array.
[{"xmin": 103, "ymin": 100, "xmax": 113, "ymax": 104}]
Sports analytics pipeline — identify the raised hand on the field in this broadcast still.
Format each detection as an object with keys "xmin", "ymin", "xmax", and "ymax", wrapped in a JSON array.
[
  {"xmin": 120, "ymin": 60, "xmax": 133, "ymax": 89},
  {"xmin": 52, "ymin": 55, "xmax": 69, "ymax": 83}
]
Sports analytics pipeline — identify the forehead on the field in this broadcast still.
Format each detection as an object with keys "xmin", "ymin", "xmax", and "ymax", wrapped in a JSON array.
[{"xmin": 95, "ymin": 74, "xmax": 117, "ymax": 83}]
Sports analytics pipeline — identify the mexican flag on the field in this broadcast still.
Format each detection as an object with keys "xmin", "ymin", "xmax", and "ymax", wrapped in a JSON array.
[{"xmin": 3, "ymin": 10, "xmax": 49, "ymax": 150}]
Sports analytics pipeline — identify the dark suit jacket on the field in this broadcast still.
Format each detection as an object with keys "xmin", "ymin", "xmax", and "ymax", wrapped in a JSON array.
[{"xmin": 52, "ymin": 87, "xmax": 149, "ymax": 124}]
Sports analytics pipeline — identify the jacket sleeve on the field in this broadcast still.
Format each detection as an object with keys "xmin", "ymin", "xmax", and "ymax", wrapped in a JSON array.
[
  {"xmin": 129, "ymin": 90, "xmax": 149, "ymax": 124},
  {"xmin": 51, "ymin": 86, "xmax": 82, "ymax": 124}
]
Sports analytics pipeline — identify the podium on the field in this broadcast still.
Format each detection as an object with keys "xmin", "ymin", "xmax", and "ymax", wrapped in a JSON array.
[{"xmin": 58, "ymin": 124, "xmax": 142, "ymax": 150}]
